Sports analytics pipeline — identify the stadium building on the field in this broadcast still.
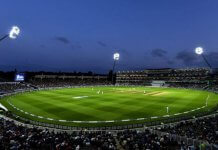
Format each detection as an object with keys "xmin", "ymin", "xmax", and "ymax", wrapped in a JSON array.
[{"xmin": 116, "ymin": 68, "xmax": 211, "ymax": 88}]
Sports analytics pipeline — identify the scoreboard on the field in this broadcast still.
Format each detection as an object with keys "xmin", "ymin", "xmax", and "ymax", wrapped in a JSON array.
[{"xmin": 15, "ymin": 73, "xmax": 25, "ymax": 82}]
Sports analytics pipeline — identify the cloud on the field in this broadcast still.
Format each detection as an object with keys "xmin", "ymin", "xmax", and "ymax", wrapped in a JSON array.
[
  {"xmin": 176, "ymin": 50, "xmax": 198, "ymax": 65},
  {"xmin": 175, "ymin": 50, "xmax": 218, "ymax": 67},
  {"xmin": 205, "ymin": 51, "xmax": 218, "ymax": 66},
  {"xmin": 150, "ymin": 48, "xmax": 175, "ymax": 66},
  {"xmin": 97, "ymin": 41, "xmax": 107, "ymax": 47},
  {"xmin": 151, "ymin": 48, "xmax": 167, "ymax": 57},
  {"xmin": 207, "ymin": 52, "xmax": 218, "ymax": 60},
  {"xmin": 55, "ymin": 36, "xmax": 70, "ymax": 44},
  {"xmin": 53, "ymin": 36, "xmax": 82, "ymax": 50}
]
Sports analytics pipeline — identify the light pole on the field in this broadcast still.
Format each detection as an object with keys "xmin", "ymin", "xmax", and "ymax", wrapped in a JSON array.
[
  {"xmin": 0, "ymin": 26, "xmax": 20, "ymax": 43},
  {"xmin": 112, "ymin": 52, "xmax": 120, "ymax": 84},
  {"xmin": 195, "ymin": 47, "xmax": 212, "ymax": 69}
]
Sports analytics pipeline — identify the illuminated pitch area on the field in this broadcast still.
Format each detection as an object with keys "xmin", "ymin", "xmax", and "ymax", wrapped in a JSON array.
[{"xmin": 1, "ymin": 86, "xmax": 218, "ymax": 126}]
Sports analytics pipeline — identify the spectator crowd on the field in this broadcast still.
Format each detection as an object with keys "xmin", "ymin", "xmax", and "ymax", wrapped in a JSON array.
[
  {"xmin": 0, "ymin": 117, "xmax": 199, "ymax": 150},
  {"xmin": 0, "ymin": 118, "xmax": 116, "ymax": 150},
  {"xmin": 157, "ymin": 115, "xmax": 218, "ymax": 145},
  {"xmin": 0, "ymin": 83, "xmax": 31, "ymax": 94},
  {"xmin": 2, "ymin": 116, "xmax": 217, "ymax": 149},
  {"xmin": 117, "ymin": 130, "xmax": 181, "ymax": 150}
]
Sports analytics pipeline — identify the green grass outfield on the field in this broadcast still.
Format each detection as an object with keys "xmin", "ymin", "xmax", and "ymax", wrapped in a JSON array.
[{"xmin": 1, "ymin": 86, "xmax": 218, "ymax": 127}]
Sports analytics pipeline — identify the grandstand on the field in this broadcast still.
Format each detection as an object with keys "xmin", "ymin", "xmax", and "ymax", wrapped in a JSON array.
[
  {"xmin": 30, "ymin": 74, "xmax": 109, "ymax": 88},
  {"xmin": 116, "ymin": 68, "xmax": 211, "ymax": 89}
]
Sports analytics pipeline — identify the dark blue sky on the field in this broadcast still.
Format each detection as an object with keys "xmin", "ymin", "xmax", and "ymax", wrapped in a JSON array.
[{"xmin": 0, "ymin": 0, "xmax": 218, "ymax": 73}]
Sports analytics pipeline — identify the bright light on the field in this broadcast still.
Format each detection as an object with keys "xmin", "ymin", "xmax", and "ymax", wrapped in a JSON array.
[
  {"xmin": 113, "ymin": 53, "xmax": 120, "ymax": 60},
  {"xmin": 195, "ymin": 47, "xmax": 204, "ymax": 55},
  {"xmin": 9, "ymin": 26, "xmax": 20, "ymax": 39}
]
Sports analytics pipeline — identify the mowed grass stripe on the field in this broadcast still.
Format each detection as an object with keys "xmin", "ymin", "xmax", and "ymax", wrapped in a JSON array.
[
  {"xmin": 10, "ymin": 92, "xmax": 124, "ymax": 120},
  {"xmin": 4, "ymin": 86, "xmax": 218, "ymax": 123},
  {"xmin": 10, "ymin": 88, "xmax": 205, "ymax": 119}
]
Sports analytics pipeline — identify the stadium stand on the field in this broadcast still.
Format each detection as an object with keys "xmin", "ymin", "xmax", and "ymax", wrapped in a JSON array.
[
  {"xmin": 0, "ymin": 116, "xmax": 204, "ymax": 150},
  {"xmin": 2, "ymin": 115, "xmax": 217, "ymax": 149},
  {"xmin": 156, "ymin": 115, "xmax": 218, "ymax": 145},
  {"xmin": 0, "ymin": 82, "xmax": 32, "ymax": 94},
  {"xmin": 0, "ymin": 118, "xmax": 116, "ymax": 150},
  {"xmin": 29, "ymin": 74, "xmax": 110, "ymax": 88},
  {"xmin": 117, "ymin": 130, "xmax": 181, "ymax": 150},
  {"xmin": 116, "ymin": 68, "xmax": 215, "ymax": 90}
]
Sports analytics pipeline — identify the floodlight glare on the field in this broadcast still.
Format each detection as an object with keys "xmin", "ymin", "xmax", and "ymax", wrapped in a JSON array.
[
  {"xmin": 113, "ymin": 53, "xmax": 120, "ymax": 60},
  {"xmin": 9, "ymin": 26, "xmax": 20, "ymax": 39},
  {"xmin": 195, "ymin": 47, "xmax": 204, "ymax": 55}
]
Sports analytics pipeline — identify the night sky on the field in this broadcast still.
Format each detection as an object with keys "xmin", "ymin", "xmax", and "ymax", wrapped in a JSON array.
[{"xmin": 0, "ymin": 0, "xmax": 218, "ymax": 73}]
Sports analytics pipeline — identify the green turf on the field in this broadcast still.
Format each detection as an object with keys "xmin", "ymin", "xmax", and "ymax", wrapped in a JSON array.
[{"xmin": 1, "ymin": 86, "xmax": 218, "ymax": 127}]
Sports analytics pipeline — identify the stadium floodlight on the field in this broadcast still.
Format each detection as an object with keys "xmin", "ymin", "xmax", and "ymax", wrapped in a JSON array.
[
  {"xmin": 9, "ymin": 26, "xmax": 20, "ymax": 39},
  {"xmin": 112, "ymin": 52, "xmax": 120, "ymax": 84},
  {"xmin": 0, "ymin": 26, "xmax": 20, "ymax": 42},
  {"xmin": 195, "ymin": 46, "xmax": 212, "ymax": 69},
  {"xmin": 195, "ymin": 47, "xmax": 204, "ymax": 55},
  {"xmin": 113, "ymin": 52, "xmax": 120, "ymax": 60}
]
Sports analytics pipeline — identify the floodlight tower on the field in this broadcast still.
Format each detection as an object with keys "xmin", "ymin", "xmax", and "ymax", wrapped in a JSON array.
[
  {"xmin": 111, "ymin": 52, "xmax": 120, "ymax": 84},
  {"xmin": 0, "ymin": 26, "xmax": 20, "ymax": 42},
  {"xmin": 195, "ymin": 47, "xmax": 212, "ymax": 69}
]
